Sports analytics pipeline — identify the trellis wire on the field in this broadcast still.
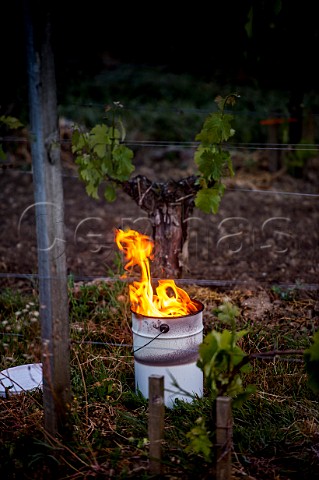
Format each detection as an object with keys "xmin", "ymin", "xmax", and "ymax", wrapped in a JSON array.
[
  {"xmin": 0, "ymin": 331, "xmax": 306, "ymax": 364},
  {"xmin": 2, "ymin": 134, "xmax": 319, "ymax": 151},
  {"xmin": 1, "ymin": 272, "xmax": 319, "ymax": 291},
  {"xmin": 1, "ymin": 165, "xmax": 319, "ymax": 199},
  {"xmin": 1, "ymin": 103, "xmax": 318, "ymax": 365}
]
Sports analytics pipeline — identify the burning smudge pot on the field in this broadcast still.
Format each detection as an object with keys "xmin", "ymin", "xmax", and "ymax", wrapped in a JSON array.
[
  {"xmin": 132, "ymin": 300, "xmax": 204, "ymax": 408},
  {"xmin": 115, "ymin": 228, "xmax": 204, "ymax": 408}
]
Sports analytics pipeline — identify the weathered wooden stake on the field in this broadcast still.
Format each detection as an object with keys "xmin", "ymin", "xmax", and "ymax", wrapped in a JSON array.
[
  {"xmin": 23, "ymin": 0, "xmax": 71, "ymax": 437},
  {"xmin": 216, "ymin": 396, "xmax": 233, "ymax": 480},
  {"xmin": 148, "ymin": 375, "xmax": 165, "ymax": 475}
]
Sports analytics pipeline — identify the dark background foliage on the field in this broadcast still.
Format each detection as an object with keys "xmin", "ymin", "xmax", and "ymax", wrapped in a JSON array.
[{"xmin": 2, "ymin": 0, "xmax": 319, "ymax": 121}]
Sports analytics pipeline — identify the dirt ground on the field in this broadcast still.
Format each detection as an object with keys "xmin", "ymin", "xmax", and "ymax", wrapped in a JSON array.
[
  {"xmin": 0, "ymin": 147, "xmax": 319, "ymax": 480},
  {"xmin": 0, "ymin": 146, "xmax": 318, "ymax": 294}
]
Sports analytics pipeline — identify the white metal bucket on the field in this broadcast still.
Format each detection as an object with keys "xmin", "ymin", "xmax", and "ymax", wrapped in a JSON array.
[{"xmin": 132, "ymin": 300, "xmax": 204, "ymax": 408}]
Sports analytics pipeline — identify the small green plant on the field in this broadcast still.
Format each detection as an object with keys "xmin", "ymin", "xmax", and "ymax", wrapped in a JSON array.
[
  {"xmin": 186, "ymin": 301, "xmax": 255, "ymax": 461},
  {"xmin": 186, "ymin": 416, "xmax": 213, "ymax": 462},
  {"xmin": 271, "ymin": 284, "xmax": 296, "ymax": 301},
  {"xmin": 198, "ymin": 302, "xmax": 255, "ymax": 403}
]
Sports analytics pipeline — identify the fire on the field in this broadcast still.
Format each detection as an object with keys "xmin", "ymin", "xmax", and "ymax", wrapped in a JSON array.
[{"xmin": 115, "ymin": 228, "xmax": 198, "ymax": 317}]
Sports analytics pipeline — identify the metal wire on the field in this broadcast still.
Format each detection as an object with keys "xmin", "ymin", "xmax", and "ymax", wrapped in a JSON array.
[
  {"xmin": 1, "ymin": 135, "xmax": 319, "ymax": 151},
  {"xmin": 1, "ymin": 165, "xmax": 318, "ymax": 197},
  {"xmin": 0, "ymin": 331, "xmax": 307, "ymax": 363},
  {"xmin": 0, "ymin": 272, "xmax": 318, "ymax": 290}
]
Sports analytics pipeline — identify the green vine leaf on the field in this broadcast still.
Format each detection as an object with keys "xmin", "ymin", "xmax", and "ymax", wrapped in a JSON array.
[
  {"xmin": 196, "ymin": 300, "xmax": 253, "ymax": 402},
  {"xmin": 104, "ymin": 183, "xmax": 117, "ymax": 202},
  {"xmin": 232, "ymin": 385, "xmax": 257, "ymax": 409},
  {"xmin": 71, "ymin": 94, "xmax": 239, "ymax": 215},
  {"xmin": 85, "ymin": 181, "xmax": 99, "ymax": 199},
  {"xmin": 111, "ymin": 144, "xmax": 134, "ymax": 180},
  {"xmin": 194, "ymin": 183, "xmax": 225, "ymax": 214},
  {"xmin": 71, "ymin": 107, "xmax": 135, "ymax": 202},
  {"xmin": 0, "ymin": 115, "xmax": 23, "ymax": 130},
  {"xmin": 216, "ymin": 302, "xmax": 241, "ymax": 326},
  {"xmin": 197, "ymin": 328, "xmax": 250, "ymax": 399},
  {"xmin": 194, "ymin": 146, "xmax": 231, "ymax": 181},
  {"xmin": 185, "ymin": 417, "xmax": 213, "ymax": 462},
  {"xmin": 195, "ymin": 112, "xmax": 235, "ymax": 144},
  {"xmin": 0, "ymin": 115, "xmax": 24, "ymax": 160},
  {"xmin": 193, "ymin": 93, "xmax": 239, "ymax": 215}
]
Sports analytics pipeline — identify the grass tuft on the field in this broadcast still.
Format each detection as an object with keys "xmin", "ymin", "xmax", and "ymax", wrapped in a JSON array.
[{"xmin": 0, "ymin": 283, "xmax": 318, "ymax": 479}]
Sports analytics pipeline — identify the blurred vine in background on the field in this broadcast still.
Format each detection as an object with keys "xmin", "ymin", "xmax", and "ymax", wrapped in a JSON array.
[{"xmin": 0, "ymin": 115, "xmax": 24, "ymax": 160}]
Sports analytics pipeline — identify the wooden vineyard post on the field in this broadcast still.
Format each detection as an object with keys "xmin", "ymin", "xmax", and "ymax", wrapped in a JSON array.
[
  {"xmin": 216, "ymin": 397, "xmax": 233, "ymax": 480},
  {"xmin": 23, "ymin": 1, "xmax": 72, "ymax": 437},
  {"xmin": 148, "ymin": 375, "xmax": 165, "ymax": 475}
]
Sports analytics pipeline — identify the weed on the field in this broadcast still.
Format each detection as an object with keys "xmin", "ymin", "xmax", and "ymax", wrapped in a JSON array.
[{"xmin": 0, "ymin": 284, "xmax": 318, "ymax": 479}]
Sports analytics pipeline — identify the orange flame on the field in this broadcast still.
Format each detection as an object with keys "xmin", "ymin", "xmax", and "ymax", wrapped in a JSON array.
[{"xmin": 115, "ymin": 228, "xmax": 198, "ymax": 317}]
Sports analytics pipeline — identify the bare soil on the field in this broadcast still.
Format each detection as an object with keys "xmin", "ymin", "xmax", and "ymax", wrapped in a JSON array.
[
  {"xmin": 0, "ymin": 147, "xmax": 319, "ymax": 480},
  {"xmin": 1, "ymin": 147, "xmax": 318, "ymax": 292}
]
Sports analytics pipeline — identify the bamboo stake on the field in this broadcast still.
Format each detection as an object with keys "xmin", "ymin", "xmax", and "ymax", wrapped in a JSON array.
[
  {"xmin": 148, "ymin": 375, "xmax": 164, "ymax": 475},
  {"xmin": 216, "ymin": 396, "xmax": 233, "ymax": 480}
]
